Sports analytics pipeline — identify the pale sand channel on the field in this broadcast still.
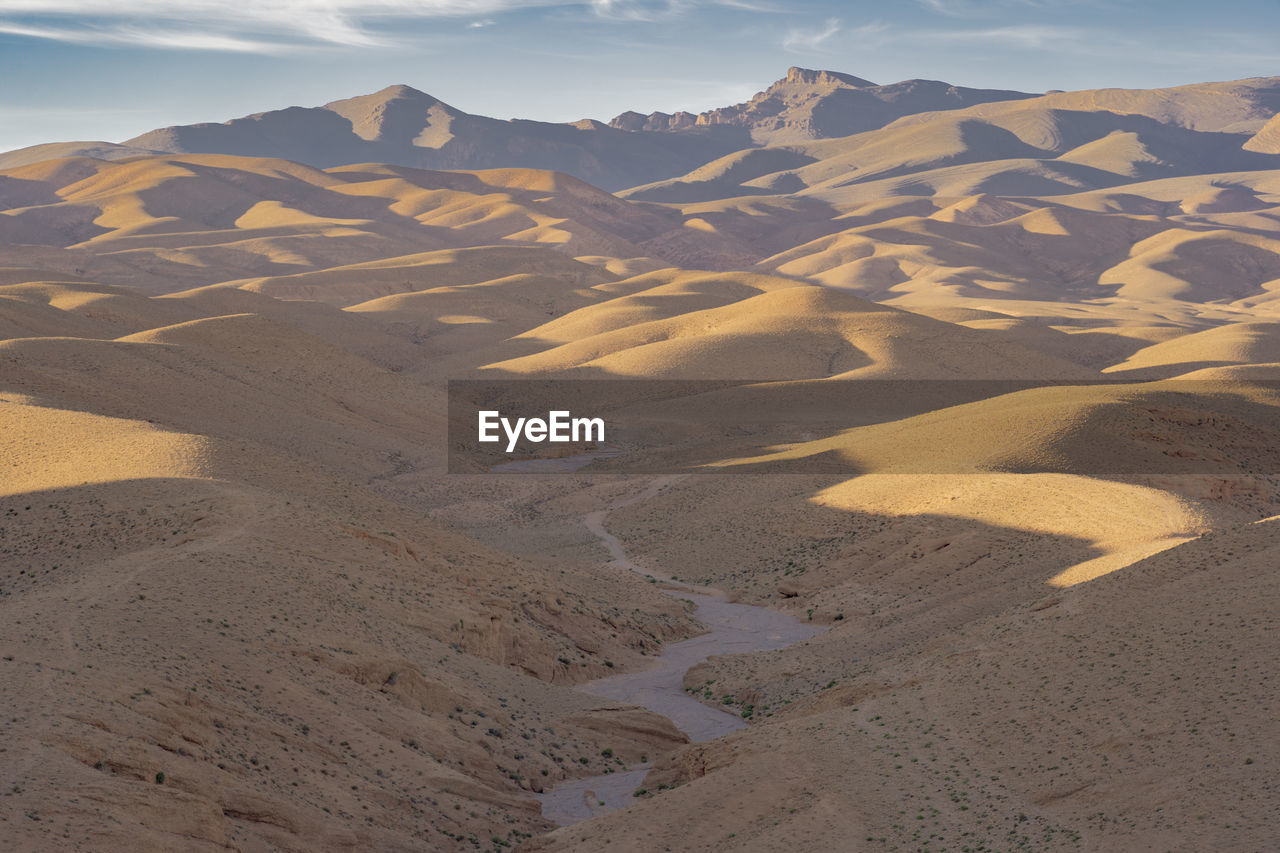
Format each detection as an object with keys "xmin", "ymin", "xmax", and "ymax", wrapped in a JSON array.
[{"xmin": 537, "ymin": 477, "xmax": 824, "ymax": 826}]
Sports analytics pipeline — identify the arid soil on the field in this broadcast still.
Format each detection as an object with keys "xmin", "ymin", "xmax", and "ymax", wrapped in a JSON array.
[{"xmin": 3, "ymin": 68, "xmax": 1280, "ymax": 851}]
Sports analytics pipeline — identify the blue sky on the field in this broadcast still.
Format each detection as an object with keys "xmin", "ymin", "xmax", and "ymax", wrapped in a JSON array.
[{"xmin": 1, "ymin": 1, "xmax": 1277, "ymax": 151}]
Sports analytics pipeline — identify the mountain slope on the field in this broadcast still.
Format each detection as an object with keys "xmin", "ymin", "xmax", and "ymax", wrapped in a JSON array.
[
  {"xmin": 627, "ymin": 84, "xmax": 1280, "ymax": 204},
  {"xmin": 611, "ymin": 67, "xmax": 1035, "ymax": 144},
  {"xmin": 0, "ymin": 69, "xmax": 1039, "ymax": 189},
  {"xmin": 120, "ymin": 85, "xmax": 750, "ymax": 192}
]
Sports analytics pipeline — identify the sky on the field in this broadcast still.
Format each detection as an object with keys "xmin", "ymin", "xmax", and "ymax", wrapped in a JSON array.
[{"xmin": 1, "ymin": 0, "xmax": 1278, "ymax": 151}]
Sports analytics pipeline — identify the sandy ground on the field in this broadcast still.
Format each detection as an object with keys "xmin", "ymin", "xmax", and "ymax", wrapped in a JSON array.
[{"xmin": 4, "ymin": 71, "xmax": 1280, "ymax": 850}]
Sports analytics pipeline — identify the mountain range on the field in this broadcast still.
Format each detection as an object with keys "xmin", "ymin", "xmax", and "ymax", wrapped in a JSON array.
[
  {"xmin": 0, "ymin": 68, "xmax": 1044, "ymax": 190},
  {"xmin": 4, "ymin": 68, "xmax": 1279, "ymax": 201}
]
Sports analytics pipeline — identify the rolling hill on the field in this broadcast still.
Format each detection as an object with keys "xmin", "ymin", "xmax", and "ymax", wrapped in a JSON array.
[{"xmin": 3, "ymin": 66, "xmax": 1280, "ymax": 851}]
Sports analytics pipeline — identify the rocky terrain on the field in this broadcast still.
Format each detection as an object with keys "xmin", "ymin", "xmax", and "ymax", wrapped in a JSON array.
[{"xmin": 2, "ymin": 68, "xmax": 1280, "ymax": 851}]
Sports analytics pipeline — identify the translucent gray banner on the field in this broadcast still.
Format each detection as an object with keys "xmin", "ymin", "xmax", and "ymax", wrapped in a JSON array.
[{"xmin": 446, "ymin": 379, "xmax": 1280, "ymax": 476}]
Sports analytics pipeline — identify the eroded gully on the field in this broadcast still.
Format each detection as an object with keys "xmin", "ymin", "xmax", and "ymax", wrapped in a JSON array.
[{"xmin": 535, "ymin": 475, "xmax": 824, "ymax": 826}]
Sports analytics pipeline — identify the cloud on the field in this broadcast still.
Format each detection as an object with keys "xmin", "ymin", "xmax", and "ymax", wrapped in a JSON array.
[
  {"xmin": 921, "ymin": 24, "xmax": 1079, "ymax": 49},
  {"xmin": 0, "ymin": 1, "xmax": 563, "ymax": 51},
  {"xmin": 587, "ymin": 0, "xmax": 772, "ymax": 22},
  {"xmin": 916, "ymin": 0, "xmax": 1062, "ymax": 15},
  {"xmin": 588, "ymin": 0, "xmax": 675, "ymax": 20},
  {"xmin": 916, "ymin": 0, "xmax": 988, "ymax": 15},
  {"xmin": 0, "ymin": 0, "xmax": 777, "ymax": 51},
  {"xmin": 782, "ymin": 16, "xmax": 840, "ymax": 53},
  {"xmin": 0, "ymin": 19, "xmax": 298, "ymax": 51},
  {"xmin": 467, "ymin": 18, "xmax": 496, "ymax": 27}
]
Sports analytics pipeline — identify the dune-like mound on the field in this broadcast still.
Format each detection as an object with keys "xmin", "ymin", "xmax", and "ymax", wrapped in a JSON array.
[
  {"xmin": 0, "ymin": 280, "xmax": 204, "ymax": 338},
  {"xmin": 242, "ymin": 245, "xmax": 614, "ymax": 306},
  {"xmin": 1099, "ymin": 229, "xmax": 1280, "ymax": 302},
  {"xmin": 1244, "ymin": 112, "xmax": 1280, "ymax": 153},
  {"xmin": 0, "ymin": 141, "xmax": 161, "ymax": 170},
  {"xmin": 0, "ymin": 396, "xmax": 213, "ymax": 494},
  {"xmin": 0, "ymin": 155, "xmax": 743, "ymax": 295},
  {"xmin": 890, "ymin": 76, "xmax": 1280, "ymax": 135},
  {"xmin": 486, "ymin": 281, "xmax": 1093, "ymax": 379},
  {"xmin": 1107, "ymin": 321, "xmax": 1280, "ymax": 376}
]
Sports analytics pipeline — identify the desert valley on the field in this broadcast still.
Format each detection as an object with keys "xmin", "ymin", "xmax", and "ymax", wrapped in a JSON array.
[{"xmin": 2, "ymin": 64, "xmax": 1280, "ymax": 851}]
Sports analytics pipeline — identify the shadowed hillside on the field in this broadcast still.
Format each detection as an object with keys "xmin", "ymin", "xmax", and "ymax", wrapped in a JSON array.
[{"xmin": 3, "ymin": 67, "xmax": 1280, "ymax": 852}]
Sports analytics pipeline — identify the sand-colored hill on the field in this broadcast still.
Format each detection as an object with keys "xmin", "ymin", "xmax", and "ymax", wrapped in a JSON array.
[
  {"xmin": 240, "ymin": 245, "xmax": 616, "ymax": 307},
  {"xmin": 0, "ymin": 396, "xmax": 213, "ymax": 494},
  {"xmin": 484, "ymin": 281, "xmax": 1093, "ymax": 379},
  {"xmin": 0, "ymin": 140, "xmax": 161, "ymax": 170},
  {"xmin": 1097, "ymin": 228, "xmax": 1280, "ymax": 303},
  {"xmin": 1, "ymin": 467, "xmax": 697, "ymax": 850},
  {"xmin": 933, "ymin": 311, "xmax": 1180, "ymax": 370},
  {"xmin": 1106, "ymin": 321, "xmax": 1280, "ymax": 376},
  {"xmin": 0, "ymin": 280, "xmax": 205, "ymax": 338},
  {"xmin": 0, "ymin": 284, "xmax": 128, "ymax": 339},
  {"xmin": 891, "ymin": 76, "xmax": 1280, "ymax": 135},
  {"xmin": 534, "ymin": 510, "xmax": 1280, "ymax": 851},
  {"xmin": 625, "ymin": 90, "xmax": 1280, "ymax": 205},
  {"xmin": 809, "ymin": 472, "xmax": 1206, "ymax": 588},
  {"xmin": 715, "ymin": 378, "xmax": 1280, "ymax": 495},
  {"xmin": 0, "ymin": 155, "xmax": 753, "ymax": 294},
  {"xmin": 1244, "ymin": 112, "xmax": 1280, "ymax": 153},
  {"xmin": 594, "ymin": 77, "xmax": 1280, "ymax": 350},
  {"xmin": 5, "ymin": 69, "xmax": 1280, "ymax": 852},
  {"xmin": 621, "ymin": 147, "xmax": 818, "ymax": 203},
  {"xmin": 0, "ymin": 288, "xmax": 706, "ymax": 850},
  {"xmin": 758, "ymin": 202, "xmax": 1169, "ymax": 306}
]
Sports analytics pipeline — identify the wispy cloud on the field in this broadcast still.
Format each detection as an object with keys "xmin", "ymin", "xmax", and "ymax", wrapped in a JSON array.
[
  {"xmin": 0, "ymin": 0, "xmax": 446, "ymax": 50},
  {"xmin": 916, "ymin": 0, "xmax": 989, "ymax": 16},
  {"xmin": 0, "ymin": 19, "xmax": 297, "ymax": 52},
  {"xmin": 589, "ymin": 0, "xmax": 673, "ymax": 20},
  {"xmin": 782, "ymin": 16, "xmax": 840, "ymax": 53},
  {"xmin": 587, "ymin": 0, "xmax": 774, "ymax": 22},
  {"xmin": 920, "ymin": 23, "xmax": 1079, "ymax": 49},
  {"xmin": 916, "ymin": 0, "xmax": 1064, "ymax": 16},
  {"xmin": 0, "ymin": 0, "xmax": 777, "ymax": 51}
]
